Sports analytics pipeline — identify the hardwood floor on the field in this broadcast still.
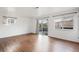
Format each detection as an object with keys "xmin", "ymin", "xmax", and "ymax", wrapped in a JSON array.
[{"xmin": 0, "ymin": 34, "xmax": 79, "ymax": 52}]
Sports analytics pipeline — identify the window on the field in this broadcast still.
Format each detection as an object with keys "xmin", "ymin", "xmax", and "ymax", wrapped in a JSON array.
[
  {"xmin": 2, "ymin": 16, "xmax": 17, "ymax": 25},
  {"xmin": 54, "ymin": 16, "xmax": 73, "ymax": 29}
]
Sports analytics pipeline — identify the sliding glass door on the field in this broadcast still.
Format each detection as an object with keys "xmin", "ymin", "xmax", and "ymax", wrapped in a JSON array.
[{"xmin": 37, "ymin": 19, "xmax": 48, "ymax": 35}]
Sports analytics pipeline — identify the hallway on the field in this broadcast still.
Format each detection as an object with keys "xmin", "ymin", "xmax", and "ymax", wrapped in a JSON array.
[{"xmin": 0, "ymin": 34, "xmax": 79, "ymax": 52}]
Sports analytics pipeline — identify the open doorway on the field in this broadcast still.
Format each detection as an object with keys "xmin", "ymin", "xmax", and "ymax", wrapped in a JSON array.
[{"xmin": 37, "ymin": 19, "xmax": 48, "ymax": 35}]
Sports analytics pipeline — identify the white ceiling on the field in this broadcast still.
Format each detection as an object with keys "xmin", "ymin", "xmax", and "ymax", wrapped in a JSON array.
[
  {"xmin": 37, "ymin": 7, "xmax": 78, "ymax": 17},
  {"xmin": 0, "ymin": 7, "xmax": 78, "ymax": 18},
  {"xmin": 0, "ymin": 7, "xmax": 38, "ymax": 18}
]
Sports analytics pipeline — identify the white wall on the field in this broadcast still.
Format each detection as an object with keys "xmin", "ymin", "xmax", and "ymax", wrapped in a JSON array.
[
  {"xmin": 31, "ymin": 19, "xmax": 37, "ymax": 33},
  {"xmin": 0, "ymin": 7, "xmax": 37, "ymax": 38},
  {"xmin": 48, "ymin": 13, "xmax": 79, "ymax": 42},
  {"xmin": 0, "ymin": 16, "xmax": 33, "ymax": 38}
]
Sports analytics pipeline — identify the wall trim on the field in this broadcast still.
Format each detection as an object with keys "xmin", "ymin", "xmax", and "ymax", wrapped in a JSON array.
[
  {"xmin": 48, "ymin": 36, "xmax": 79, "ymax": 43},
  {"xmin": 0, "ymin": 33, "xmax": 37, "ymax": 39}
]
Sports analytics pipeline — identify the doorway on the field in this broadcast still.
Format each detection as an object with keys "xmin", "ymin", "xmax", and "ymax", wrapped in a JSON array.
[{"xmin": 37, "ymin": 19, "xmax": 48, "ymax": 35}]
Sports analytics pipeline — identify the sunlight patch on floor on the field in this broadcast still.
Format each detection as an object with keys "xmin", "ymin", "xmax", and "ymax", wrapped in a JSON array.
[
  {"xmin": 34, "ymin": 34, "xmax": 49, "ymax": 52},
  {"xmin": 4, "ymin": 41, "xmax": 20, "ymax": 52}
]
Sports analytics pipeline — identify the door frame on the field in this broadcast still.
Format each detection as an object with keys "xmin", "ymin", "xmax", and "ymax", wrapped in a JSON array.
[{"xmin": 36, "ymin": 19, "xmax": 48, "ymax": 35}]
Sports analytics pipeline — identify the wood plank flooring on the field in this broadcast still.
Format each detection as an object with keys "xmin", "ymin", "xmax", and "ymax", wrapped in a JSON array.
[{"xmin": 0, "ymin": 34, "xmax": 79, "ymax": 52}]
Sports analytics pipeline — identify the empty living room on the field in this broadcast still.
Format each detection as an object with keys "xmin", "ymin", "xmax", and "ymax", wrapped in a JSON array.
[{"xmin": 0, "ymin": 7, "xmax": 79, "ymax": 52}]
